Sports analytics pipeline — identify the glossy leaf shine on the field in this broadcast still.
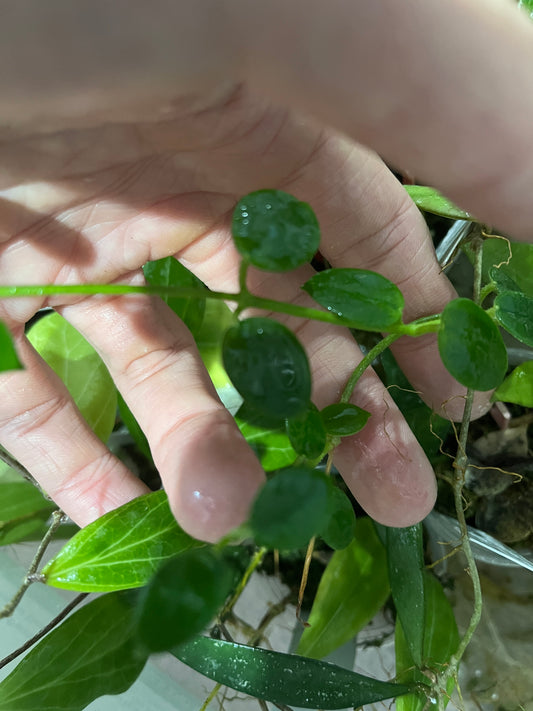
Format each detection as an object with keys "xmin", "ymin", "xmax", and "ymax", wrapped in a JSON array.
[
  {"xmin": 494, "ymin": 291, "xmax": 533, "ymax": 347},
  {"xmin": 438, "ymin": 298, "xmax": 507, "ymax": 390},
  {"xmin": 302, "ymin": 268, "xmax": 404, "ymax": 331},
  {"xmin": 232, "ymin": 190, "xmax": 320, "ymax": 272},
  {"xmin": 405, "ymin": 185, "xmax": 472, "ymax": 220},
  {"xmin": 173, "ymin": 636, "xmax": 411, "ymax": 709},
  {"xmin": 493, "ymin": 360, "xmax": 533, "ymax": 407},
  {"xmin": 320, "ymin": 402, "xmax": 371, "ymax": 436},
  {"xmin": 42, "ymin": 490, "xmax": 200, "ymax": 591}
]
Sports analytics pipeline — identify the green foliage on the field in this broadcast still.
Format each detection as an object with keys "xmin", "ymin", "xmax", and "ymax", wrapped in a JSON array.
[
  {"xmin": 136, "ymin": 548, "xmax": 234, "ymax": 652},
  {"xmin": 235, "ymin": 404, "xmax": 298, "ymax": 470},
  {"xmin": 286, "ymin": 403, "xmax": 327, "ymax": 459},
  {"xmin": 404, "ymin": 185, "xmax": 473, "ymax": 221},
  {"xmin": 173, "ymin": 636, "xmax": 411, "ymax": 709},
  {"xmin": 320, "ymin": 402, "xmax": 371, "ymax": 436},
  {"xmin": 42, "ymin": 490, "xmax": 200, "ymax": 591},
  {"xmin": 0, "ymin": 592, "xmax": 148, "ymax": 711},
  {"xmin": 223, "ymin": 317, "xmax": 311, "ymax": 419},
  {"xmin": 27, "ymin": 312, "xmax": 117, "ymax": 442},
  {"xmin": 493, "ymin": 360, "xmax": 533, "ymax": 407},
  {"xmin": 143, "ymin": 255, "xmax": 206, "ymax": 337},
  {"xmin": 438, "ymin": 298, "xmax": 507, "ymax": 390},
  {"xmin": 0, "ymin": 481, "xmax": 56, "ymax": 546},
  {"xmin": 482, "ymin": 238, "xmax": 533, "ymax": 296},
  {"xmin": 519, "ymin": 0, "xmax": 533, "ymax": 17},
  {"xmin": 494, "ymin": 291, "xmax": 533, "ymax": 346},
  {"xmin": 0, "ymin": 321, "xmax": 22, "ymax": 372},
  {"xmin": 297, "ymin": 518, "xmax": 390, "ymax": 659},
  {"xmin": 386, "ymin": 523, "xmax": 425, "ymax": 667},
  {"xmin": 320, "ymin": 485, "xmax": 357, "ymax": 550},
  {"xmin": 250, "ymin": 467, "xmax": 332, "ymax": 550},
  {"xmin": 395, "ymin": 573, "xmax": 460, "ymax": 711},
  {"xmin": 302, "ymin": 268, "xmax": 404, "ymax": 331},
  {"xmin": 232, "ymin": 189, "xmax": 320, "ymax": 272}
]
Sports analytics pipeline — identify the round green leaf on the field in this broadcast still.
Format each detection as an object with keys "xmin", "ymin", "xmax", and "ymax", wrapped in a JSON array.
[
  {"xmin": 231, "ymin": 190, "xmax": 320, "ymax": 272},
  {"xmin": 320, "ymin": 403, "xmax": 371, "ymax": 436},
  {"xmin": 437, "ymin": 299, "xmax": 507, "ymax": 391},
  {"xmin": 494, "ymin": 291, "xmax": 533, "ymax": 347},
  {"xmin": 27, "ymin": 312, "xmax": 117, "ymax": 441},
  {"xmin": 223, "ymin": 317, "xmax": 311, "ymax": 419},
  {"xmin": 250, "ymin": 467, "xmax": 332, "ymax": 550},
  {"xmin": 320, "ymin": 486, "xmax": 356, "ymax": 550},
  {"xmin": 286, "ymin": 403, "xmax": 327, "ymax": 459},
  {"xmin": 136, "ymin": 549, "xmax": 233, "ymax": 652},
  {"xmin": 302, "ymin": 269, "xmax": 404, "ymax": 331}
]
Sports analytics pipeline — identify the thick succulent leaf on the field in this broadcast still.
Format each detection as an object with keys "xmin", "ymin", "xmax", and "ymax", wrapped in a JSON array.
[
  {"xmin": 232, "ymin": 190, "xmax": 320, "ymax": 272},
  {"xmin": 386, "ymin": 524, "xmax": 425, "ymax": 667},
  {"xmin": 297, "ymin": 517, "xmax": 390, "ymax": 659},
  {"xmin": 396, "ymin": 573, "xmax": 460, "ymax": 711},
  {"xmin": 234, "ymin": 404, "xmax": 297, "ymax": 471},
  {"xmin": 0, "ymin": 321, "xmax": 22, "ymax": 371},
  {"xmin": 27, "ymin": 312, "xmax": 116, "ymax": 442},
  {"xmin": 0, "ymin": 592, "xmax": 148, "ymax": 711},
  {"xmin": 404, "ymin": 185, "xmax": 473, "ymax": 220},
  {"xmin": 223, "ymin": 317, "xmax": 311, "ymax": 419},
  {"xmin": 437, "ymin": 298, "xmax": 507, "ymax": 390},
  {"xmin": 173, "ymin": 636, "xmax": 411, "ymax": 709},
  {"xmin": 494, "ymin": 291, "xmax": 533, "ymax": 347},
  {"xmin": 143, "ymin": 256, "xmax": 206, "ymax": 337},
  {"xmin": 250, "ymin": 467, "xmax": 332, "ymax": 550},
  {"xmin": 42, "ymin": 490, "xmax": 200, "ymax": 591},
  {"xmin": 493, "ymin": 360, "xmax": 533, "ymax": 407},
  {"xmin": 136, "ymin": 548, "xmax": 234, "ymax": 652},
  {"xmin": 320, "ymin": 402, "xmax": 371, "ymax": 436},
  {"xmin": 286, "ymin": 403, "xmax": 327, "ymax": 459},
  {"xmin": 302, "ymin": 268, "xmax": 404, "ymax": 331}
]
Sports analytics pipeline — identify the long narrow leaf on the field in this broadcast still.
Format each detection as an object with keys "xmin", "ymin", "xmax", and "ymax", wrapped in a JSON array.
[{"xmin": 173, "ymin": 636, "xmax": 411, "ymax": 709}]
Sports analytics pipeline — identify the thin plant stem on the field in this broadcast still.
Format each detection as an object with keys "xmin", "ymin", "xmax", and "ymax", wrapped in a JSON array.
[
  {"xmin": 0, "ymin": 510, "xmax": 66, "ymax": 619},
  {"xmin": 219, "ymin": 547, "xmax": 266, "ymax": 623},
  {"xmin": 340, "ymin": 333, "xmax": 401, "ymax": 403},
  {"xmin": 0, "ymin": 593, "xmax": 88, "ymax": 670},
  {"xmin": 0, "ymin": 445, "xmax": 39, "ymax": 488}
]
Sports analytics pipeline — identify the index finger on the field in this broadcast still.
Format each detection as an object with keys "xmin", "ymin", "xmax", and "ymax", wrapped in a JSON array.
[{"xmin": 233, "ymin": 0, "xmax": 533, "ymax": 239}]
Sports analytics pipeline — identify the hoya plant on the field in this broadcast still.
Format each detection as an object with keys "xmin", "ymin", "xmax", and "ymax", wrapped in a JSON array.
[{"xmin": 0, "ymin": 183, "xmax": 532, "ymax": 711}]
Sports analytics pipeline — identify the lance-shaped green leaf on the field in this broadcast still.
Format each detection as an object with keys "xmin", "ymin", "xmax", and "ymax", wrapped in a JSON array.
[
  {"xmin": 320, "ymin": 402, "xmax": 371, "ymax": 436},
  {"xmin": 250, "ymin": 467, "xmax": 332, "ymax": 550},
  {"xmin": 297, "ymin": 517, "xmax": 390, "ymax": 659},
  {"xmin": 0, "ymin": 320, "xmax": 22, "ymax": 371},
  {"xmin": 0, "ymin": 592, "xmax": 148, "ymax": 711},
  {"xmin": 232, "ymin": 190, "xmax": 320, "ymax": 272},
  {"xmin": 438, "ymin": 298, "xmax": 507, "ymax": 390},
  {"xmin": 0, "ymin": 481, "xmax": 56, "ymax": 546},
  {"xmin": 494, "ymin": 291, "xmax": 533, "ymax": 347},
  {"xmin": 320, "ymin": 486, "xmax": 356, "ymax": 550},
  {"xmin": 235, "ymin": 404, "xmax": 297, "ymax": 471},
  {"xmin": 386, "ymin": 524, "xmax": 425, "ymax": 667},
  {"xmin": 42, "ymin": 490, "xmax": 200, "ymax": 591},
  {"xmin": 143, "ymin": 256, "xmax": 206, "ymax": 337},
  {"xmin": 493, "ymin": 360, "xmax": 533, "ymax": 407},
  {"xmin": 404, "ymin": 185, "xmax": 473, "ymax": 221},
  {"xmin": 302, "ymin": 268, "xmax": 404, "ymax": 331},
  {"xmin": 223, "ymin": 317, "xmax": 311, "ymax": 420},
  {"xmin": 396, "ymin": 573, "xmax": 460, "ymax": 711},
  {"xmin": 27, "ymin": 312, "xmax": 116, "ymax": 442},
  {"xmin": 136, "ymin": 548, "xmax": 234, "ymax": 652},
  {"xmin": 286, "ymin": 403, "xmax": 327, "ymax": 459},
  {"xmin": 173, "ymin": 636, "xmax": 411, "ymax": 709}
]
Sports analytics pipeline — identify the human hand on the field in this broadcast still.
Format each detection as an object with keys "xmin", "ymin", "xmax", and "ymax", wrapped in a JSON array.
[{"xmin": 1, "ymin": 1, "xmax": 533, "ymax": 542}]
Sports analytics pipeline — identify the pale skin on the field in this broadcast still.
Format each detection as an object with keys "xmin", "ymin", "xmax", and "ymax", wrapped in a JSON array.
[{"xmin": 1, "ymin": 1, "xmax": 533, "ymax": 542}]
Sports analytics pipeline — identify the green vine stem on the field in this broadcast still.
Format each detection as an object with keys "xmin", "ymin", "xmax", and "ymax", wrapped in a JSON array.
[
  {"xmin": 0, "ymin": 510, "xmax": 66, "ymax": 619},
  {"xmin": 435, "ymin": 236, "xmax": 485, "ymax": 708},
  {"xmin": 0, "ymin": 282, "xmax": 440, "ymax": 336},
  {"xmin": 340, "ymin": 333, "xmax": 401, "ymax": 404}
]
